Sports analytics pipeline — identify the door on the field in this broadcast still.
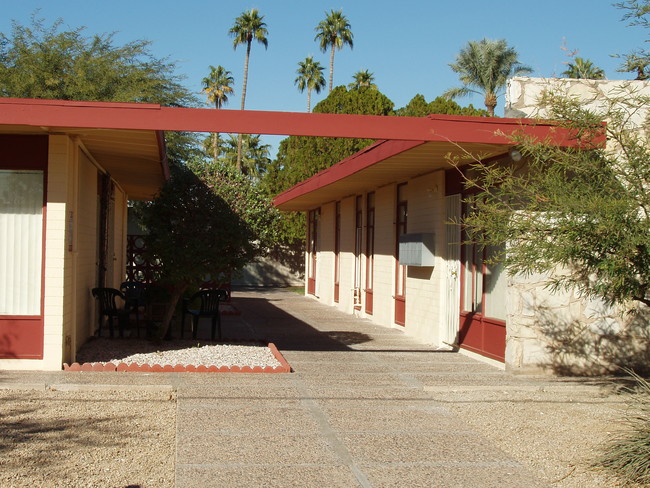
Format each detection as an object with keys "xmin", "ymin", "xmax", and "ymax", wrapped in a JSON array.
[
  {"xmin": 334, "ymin": 202, "xmax": 340, "ymax": 302},
  {"xmin": 353, "ymin": 196, "xmax": 362, "ymax": 309},
  {"xmin": 445, "ymin": 194, "xmax": 462, "ymax": 346},
  {"xmin": 307, "ymin": 209, "xmax": 319, "ymax": 296},
  {"xmin": 364, "ymin": 192, "xmax": 375, "ymax": 314},
  {"xmin": 394, "ymin": 184, "xmax": 407, "ymax": 325},
  {"xmin": 459, "ymin": 197, "xmax": 507, "ymax": 361}
]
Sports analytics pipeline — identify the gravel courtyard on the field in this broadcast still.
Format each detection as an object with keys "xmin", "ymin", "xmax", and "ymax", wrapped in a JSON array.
[{"xmin": 0, "ymin": 290, "xmax": 638, "ymax": 487}]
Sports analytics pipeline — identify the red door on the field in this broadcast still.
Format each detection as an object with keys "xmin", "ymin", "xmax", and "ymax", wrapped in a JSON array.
[
  {"xmin": 394, "ymin": 184, "xmax": 407, "ymax": 325},
  {"xmin": 459, "ymin": 202, "xmax": 506, "ymax": 361},
  {"xmin": 365, "ymin": 192, "xmax": 375, "ymax": 314},
  {"xmin": 307, "ymin": 209, "xmax": 319, "ymax": 296},
  {"xmin": 334, "ymin": 202, "xmax": 340, "ymax": 302}
]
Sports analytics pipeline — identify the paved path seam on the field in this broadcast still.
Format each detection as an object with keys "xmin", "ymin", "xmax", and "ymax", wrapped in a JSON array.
[{"xmin": 290, "ymin": 373, "xmax": 373, "ymax": 488}]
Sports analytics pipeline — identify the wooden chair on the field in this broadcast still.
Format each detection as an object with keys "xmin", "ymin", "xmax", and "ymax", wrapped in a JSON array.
[
  {"xmin": 91, "ymin": 287, "xmax": 129, "ymax": 338},
  {"xmin": 181, "ymin": 289, "xmax": 229, "ymax": 341}
]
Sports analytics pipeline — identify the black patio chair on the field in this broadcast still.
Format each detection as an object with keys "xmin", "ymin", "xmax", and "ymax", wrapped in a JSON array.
[
  {"xmin": 120, "ymin": 281, "xmax": 146, "ymax": 337},
  {"xmin": 91, "ymin": 287, "xmax": 129, "ymax": 338},
  {"xmin": 181, "ymin": 289, "xmax": 229, "ymax": 341}
]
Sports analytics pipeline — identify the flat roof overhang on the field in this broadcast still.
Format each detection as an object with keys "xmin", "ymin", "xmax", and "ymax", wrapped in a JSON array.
[
  {"xmin": 273, "ymin": 139, "xmax": 512, "ymax": 211},
  {"xmin": 0, "ymin": 99, "xmax": 170, "ymax": 201},
  {"xmin": 0, "ymin": 97, "xmax": 590, "ymax": 204},
  {"xmin": 0, "ymin": 123, "xmax": 166, "ymax": 200}
]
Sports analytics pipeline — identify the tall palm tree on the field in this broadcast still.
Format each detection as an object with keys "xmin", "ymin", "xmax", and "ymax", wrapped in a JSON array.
[
  {"xmin": 562, "ymin": 57, "xmax": 605, "ymax": 79},
  {"xmin": 314, "ymin": 9, "xmax": 353, "ymax": 93},
  {"xmin": 348, "ymin": 70, "xmax": 376, "ymax": 90},
  {"xmin": 221, "ymin": 134, "xmax": 271, "ymax": 179},
  {"xmin": 202, "ymin": 65, "xmax": 234, "ymax": 162},
  {"xmin": 295, "ymin": 56, "xmax": 326, "ymax": 112},
  {"xmin": 443, "ymin": 38, "xmax": 532, "ymax": 116},
  {"xmin": 229, "ymin": 8, "xmax": 268, "ymax": 171}
]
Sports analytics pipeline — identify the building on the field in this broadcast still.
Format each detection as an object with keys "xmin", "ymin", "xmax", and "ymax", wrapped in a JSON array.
[
  {"xmin": 274, "ymin": 78, "xmax": 650, "ymax": 373},
  {"xmin": 273, "ymin": 115, "xmax": 577, "ymax": 368},
  {"xmin": 0, "ymin": 98, "xmax": 168, "ymax": 370}
]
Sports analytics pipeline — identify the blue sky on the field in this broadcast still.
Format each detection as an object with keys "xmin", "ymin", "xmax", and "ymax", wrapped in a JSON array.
[{"xmin": 2, "ymin": 1, "xmax": 646, "ymax": 153}]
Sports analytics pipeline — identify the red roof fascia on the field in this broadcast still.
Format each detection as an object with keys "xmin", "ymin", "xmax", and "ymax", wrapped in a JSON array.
[
  {"xmin": 0, "ymin": 97, "xmax": 577, "ymax": 144},
  {"xmin": 272, "ymin": 140, "xmax": 426, "ymax": 207}
]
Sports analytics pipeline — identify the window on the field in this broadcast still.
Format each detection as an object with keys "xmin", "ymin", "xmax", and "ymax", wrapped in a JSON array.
[
  {"xmin": 354, "ymin": 196, "xmax": 362, "ymax": 292},
  {"xmin": 0, "ymin": 170, "xmax": 44, "ymax": 315},
  {"xmin": 461, "ymin": 197, "xmax": 506, "ymax": 321}
]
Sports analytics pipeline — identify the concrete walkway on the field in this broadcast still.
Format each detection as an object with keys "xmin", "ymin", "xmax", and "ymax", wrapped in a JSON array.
[
  {"xmin": 1, "ymin": 288, "xmax": 617, "ymax": 487},
  {"xmin": 174, "ymin": 288, "xmax": 545, "ymax": 487}
]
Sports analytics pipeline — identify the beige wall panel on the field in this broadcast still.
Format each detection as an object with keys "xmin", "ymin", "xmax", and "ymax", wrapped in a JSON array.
[
  {"xmin": 73, "ymin": 149, "xmax": 98, "ymax": 359},
  {"xmin": 318, "ymin": 202, "xmax": 335, "ymax": 304},
  {"xmin": 337, "ymin": 196, "xmax": 356, "ymax": 313},
  {"xmin": 402, "ymin": 171, "xmax": 446, "ymax": 344},
  {"xmin": 371, "ymin": 184, "xmax": 396, "ymax": 326}
]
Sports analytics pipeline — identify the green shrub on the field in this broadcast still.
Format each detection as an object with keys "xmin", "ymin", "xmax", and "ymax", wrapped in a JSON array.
[{"xmin": 597, "ymin": 371, "xmax": 650, "ymax": 485}]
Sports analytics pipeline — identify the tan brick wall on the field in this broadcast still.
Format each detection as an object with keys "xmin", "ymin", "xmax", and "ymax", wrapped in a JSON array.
[
  {"xmin": 303, "ymin": 168, "xmax": 461, "ymax": 348},
  {"xmin": 403, "ymin": 171, "xmax": 446, "ymax": 344}
]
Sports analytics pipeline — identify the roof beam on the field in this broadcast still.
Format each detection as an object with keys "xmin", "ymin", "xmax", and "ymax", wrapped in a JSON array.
[{"xmin": 0, "ymin": 97, "xmax": 576, "ymax": 145}]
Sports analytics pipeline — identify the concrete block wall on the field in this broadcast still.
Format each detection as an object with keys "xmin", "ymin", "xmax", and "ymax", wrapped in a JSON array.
[
  {"xmin": 504, "ymin": 77, "xmax": 650, "ymax": 373},
  {"xmin": 403, "ymin": 171, "xmax": 446, "ymax": 344}
]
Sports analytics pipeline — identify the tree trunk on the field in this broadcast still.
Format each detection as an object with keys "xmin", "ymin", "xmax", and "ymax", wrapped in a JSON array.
[
  {"xmin": 213, "ymin": 100, "xmax": 220, "ymax": 163},
  {"xmin": 329, "ymin": 44, "xmax": 335, "ymax": 93},
  {"xmin": 484, "ymin": 92, "xmax": 497, "ymax": 117},
  {"xmin": 237, "ymin": 41, "xmax": 252, "ymax": 172},
  {"xmin": 307, "ymin": 88, "xmax": 312, "ymax": 113},
  {"xmin": 158, "ymin": 283, "xmax": 189, "ymax": 341}
]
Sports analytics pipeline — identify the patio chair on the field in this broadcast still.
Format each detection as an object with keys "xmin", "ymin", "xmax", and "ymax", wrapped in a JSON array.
[
  {"xmin": 91, "ymin": 287, "xmax": 129, "ymax": 338},
  {"xmin": 181, "ymin": 289, "xmax": 229, "ymax": 341},
  {"xmin": 120, "ymin": 281, "xmax": 146, "ymax": 337}
]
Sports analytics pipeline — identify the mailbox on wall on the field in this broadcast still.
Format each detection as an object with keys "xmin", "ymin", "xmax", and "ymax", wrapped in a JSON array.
[{"xmin": 398, "ymin": 233, "xmax": 435, "ymax": 267}]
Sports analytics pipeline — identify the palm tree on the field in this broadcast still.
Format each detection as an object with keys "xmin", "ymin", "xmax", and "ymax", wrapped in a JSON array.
[
  {"xmin": 221, "ymin": 134, "xmax": 271, "ymax": 179},
  {"xmin": 562, "ymin": 57, "xmax": 605, "ymax": 79},
  {"xmin": 443, "ymin": 38, "xmax": 532, "ymax": 116},
  {"xmin": 295, "ymin": 56, "xmax": 326, "ymax": 112},
  {"xmin": 202, "ymin": 65, "xmax": 234, "ymax": 162},
  {"xmin": 229, "ymin": 8, "xmax": 268, "ymax": 171},
  {"xmin": 348, "ymin": 70, "xmax": 376, "ymax": 90},
  {"xmin": 314, "ymin": 9, "xmax": 353, "ymax": 93}
]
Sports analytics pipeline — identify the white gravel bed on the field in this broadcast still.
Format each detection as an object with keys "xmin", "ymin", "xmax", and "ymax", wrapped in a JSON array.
[{"xmin": 75, "ymin": 337, "xmax": 282, "ymax": 368}]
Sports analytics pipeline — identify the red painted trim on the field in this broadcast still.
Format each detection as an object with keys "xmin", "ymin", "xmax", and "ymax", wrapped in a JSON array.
[
  {"xmin": 274, "ymin": 140, "xmax": 425, "ymax": 207},
  {"xmin": 0, "ymin": 97, "xmax": 585, "ymax": 145}
]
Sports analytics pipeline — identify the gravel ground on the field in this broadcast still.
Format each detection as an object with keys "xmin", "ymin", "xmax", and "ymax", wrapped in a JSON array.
[
  {"xmin": 0, "ymin": 388, "xmax": 175, "ymax": 488},
  {"xmin": 433, "ymin": 382, "xmax": 636, "ymax": 487},
  {"xmin": 75, "ymin": 337, "xmax": 282, "ymax": 368}
]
